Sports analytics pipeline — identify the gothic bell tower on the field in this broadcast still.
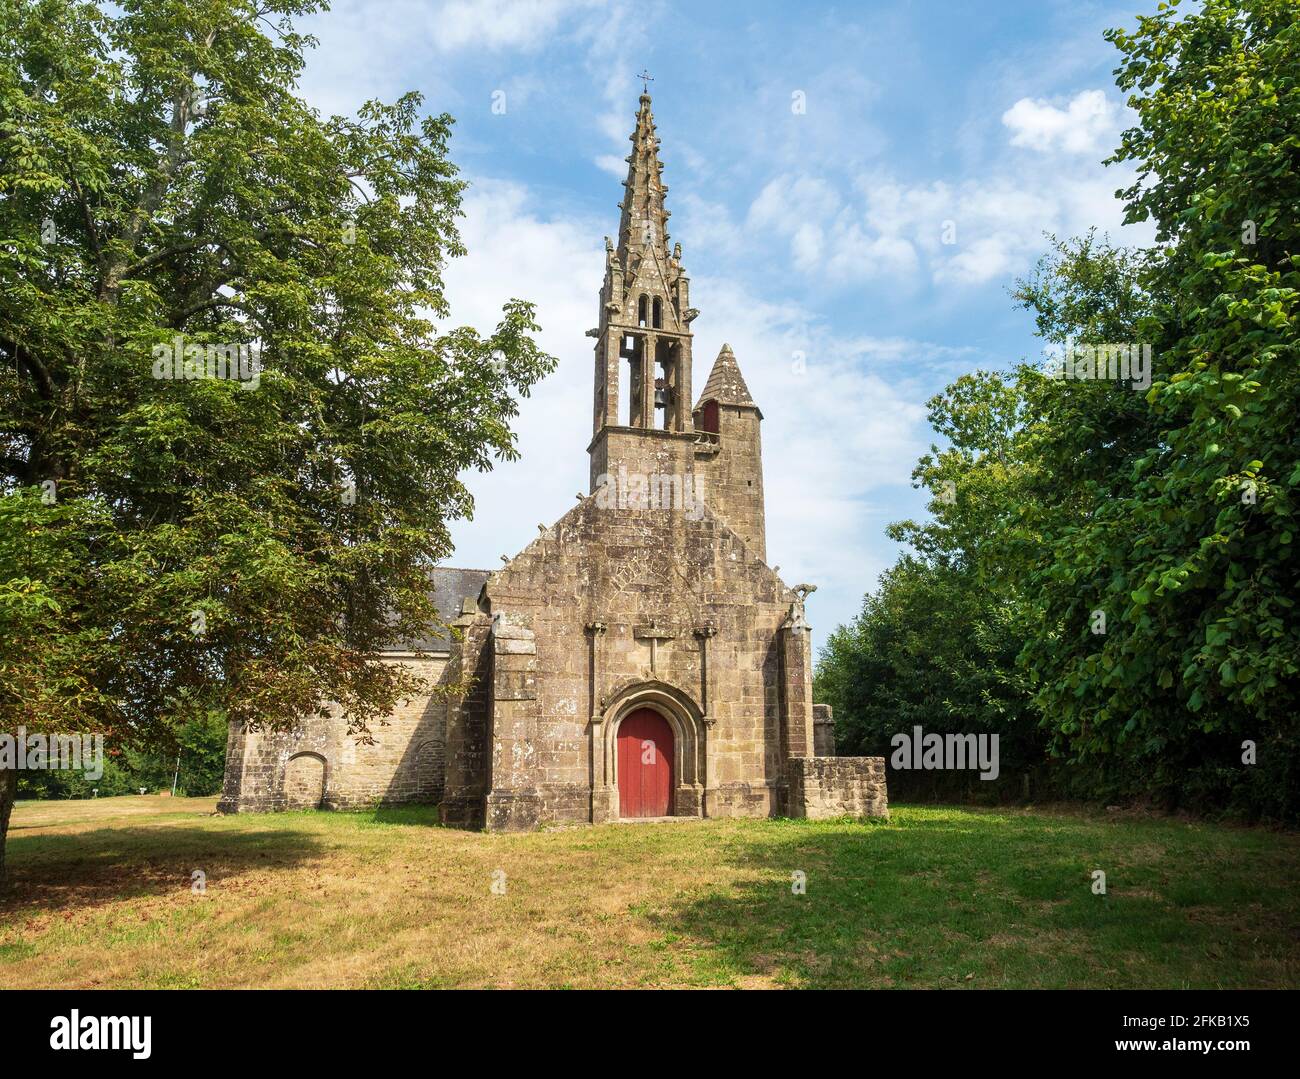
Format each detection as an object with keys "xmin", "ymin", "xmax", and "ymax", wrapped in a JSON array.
[{"xmin": 588, "ymin": 90, "xmax": 700, "ymax": 490}]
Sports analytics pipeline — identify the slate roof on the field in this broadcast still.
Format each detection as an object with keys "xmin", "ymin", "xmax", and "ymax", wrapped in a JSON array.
[
  {"xmin": 383, "ymin": 566, "xmax": 491, "ymax": 654},
  {"xmin": 695, "ymin": 343, "xmax": 757, "ymax": 410}
]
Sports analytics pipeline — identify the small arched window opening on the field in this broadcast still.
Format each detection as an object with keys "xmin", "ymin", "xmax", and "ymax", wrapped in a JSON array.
[
  {"xmin": 652, "ymin": 297, "xmax": 662, "ymax": 329},
  {"xmin": 637, "ymin": 295, "xmax": 647, "ymax": 327}
]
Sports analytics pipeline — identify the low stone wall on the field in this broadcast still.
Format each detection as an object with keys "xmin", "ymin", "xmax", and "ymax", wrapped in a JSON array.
[{"xmin": 787, "ymin": 756, "xmax": 888, "ymax": 819}]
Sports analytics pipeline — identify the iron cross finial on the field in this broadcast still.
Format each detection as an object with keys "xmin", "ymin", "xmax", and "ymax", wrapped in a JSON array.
[{"xmin": 637, "ymin": 68, "xmax": 654, "ymax": 94}]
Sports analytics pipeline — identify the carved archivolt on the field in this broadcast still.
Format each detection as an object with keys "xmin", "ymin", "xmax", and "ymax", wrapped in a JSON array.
[{"xmin": 596, "ymin": 678, "xmax": 705, "ymax": 791}]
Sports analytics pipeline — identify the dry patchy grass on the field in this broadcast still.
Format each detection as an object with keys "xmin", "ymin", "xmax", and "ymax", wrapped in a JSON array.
[{"xmin": 1, "ymin": 797, "xmax": 1297, "ymax": 989}]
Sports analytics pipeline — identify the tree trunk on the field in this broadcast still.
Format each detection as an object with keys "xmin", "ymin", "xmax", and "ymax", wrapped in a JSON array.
[{"xmin": 0, "ymin": 764, "xmax": 16, "ymax": 884}]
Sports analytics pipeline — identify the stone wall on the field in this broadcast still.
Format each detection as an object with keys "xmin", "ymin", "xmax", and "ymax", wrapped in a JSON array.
[
  {"xmin": 449, "ymin": 491, "xmax": 797, "ymax": 830},
  {"xmin": 217, "ymin": 653, "xmax": 449, "ymax": 813},
  {"xmin": 813, "ymin": 703, "xmax": 835, "ymax": 756},
  {"xmin": 694, "ymin": 401, "xmax": 765, "ymax": 562},
  {"xmin": 440, "ymin": 619, "xmax": 492, "ymax": 828},
  {"xmin": 588, "ymin": 425, "xmax": 697, "ymax": 500},
  {"xmin": 787, "ymin": 756, "xmax": 889, "ymax": 819},
  {"xmin": 485, "ymin": 615, "xmax": 545, "ymax": 831}
]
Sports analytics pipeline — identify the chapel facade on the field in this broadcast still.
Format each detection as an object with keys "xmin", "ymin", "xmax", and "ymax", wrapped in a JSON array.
[{"xmin": 218, "ymin": 93, "xmax": 888, "ymax": 829}]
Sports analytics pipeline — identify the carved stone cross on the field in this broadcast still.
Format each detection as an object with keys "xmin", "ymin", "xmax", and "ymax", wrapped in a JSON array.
[{"xmin": 633, "ymin": 619, "xmax": 675, "ymax": 674}]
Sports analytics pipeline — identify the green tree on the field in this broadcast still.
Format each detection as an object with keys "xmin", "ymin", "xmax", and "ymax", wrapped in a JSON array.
[
  {"xmin": 817, "ymin": 372, "xmax": 1043, "ymax": 800},
  {"xmin": 15, "ymin": 712, "xmax": 228, "ymax": 798},
  {"xmin": 816, "ymin": 557, "xmax": 1043, "ymax": 801},
  {"xmin": 1015, "ymin": 0, "xmax": 1299, "ymax": 816},
  {"xmin": 821, "ymin": 0, "xmax": 1299, "ymax": 820},
  {"xmin": 0, "ymin": 0, "xmax": 555, "ymax": 875}
]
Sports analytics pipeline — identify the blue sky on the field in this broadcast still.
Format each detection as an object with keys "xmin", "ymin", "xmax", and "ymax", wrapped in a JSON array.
[{"xmin": 292, "ymin": 0, "xmax": 1156, "ymax": 649}]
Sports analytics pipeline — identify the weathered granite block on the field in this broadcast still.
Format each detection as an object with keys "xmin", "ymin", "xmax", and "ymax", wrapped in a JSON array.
[{"xmin": 813, "ymin": 703, "xmax": 835, "ymax": 756}]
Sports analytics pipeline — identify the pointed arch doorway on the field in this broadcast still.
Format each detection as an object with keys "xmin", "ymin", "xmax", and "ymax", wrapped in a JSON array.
[{"xmin": 617, "ymin": 708, "xmax": 675, "ymax": 817}]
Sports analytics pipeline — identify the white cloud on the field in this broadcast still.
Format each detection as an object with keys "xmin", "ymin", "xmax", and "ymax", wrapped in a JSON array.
[
  {"xmin": 429, "ymin": 0, "xmax": 603, "ymax": 52},
  {"xmin": 440, "ymin": 179, "xmax": 602, "ymax": 568},
  {"xmin": 1001, "ymin": 89, "xmax": 1120, "ymax": 155},
  {"xmin": 749, "ymin": 175, "xmax": 842, "ymax": 230},
  {"xmin": 732, "ymin": 112, "xmax": 1144, "ymax": 291},
  {"xmin": 675, "ymin": 192, "xmax": 745, "ymax": 261},
  {"xmin": 571, "ymin": 1, "xmax": 649, "ymax": 154},
  {"xmin": 670, "ymin": 82, "xmax": 1141, "ymax": 294},
  {"xmin": 295, "ymin": 0, "xmax": 613, "ymax": 118},
  {"xmin": 594, "ymin": 153, "xmax": 627, "ymax": 178},
  {"xmin": 790, "ymin": 222, "xmax": 824, "ymax": 272}
]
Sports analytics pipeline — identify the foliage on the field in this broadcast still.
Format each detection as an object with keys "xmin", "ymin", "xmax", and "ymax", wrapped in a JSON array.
[
  {"xmin": 819, "ymin": 0, "xmax": 1299, "ymax": 821},
  {"xmin": 0, "ymin": 0, "xmax": 556, "ymax": 741},
  {"xmin": 0, "ymin": 0, "xmax": 555, "ymax": 871},
  {"xmin": 1016, "ymin": 0, "xmax": 1299, "ymax": 815},
  {"xmin": 16, "ymin": 711, "xmax": 229, "ymax": 798}
]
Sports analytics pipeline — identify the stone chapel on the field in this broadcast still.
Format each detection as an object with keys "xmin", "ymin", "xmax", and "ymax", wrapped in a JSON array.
[{"xmin": 218, "ymin": 92, "xmax": 888, "ymax": 829}]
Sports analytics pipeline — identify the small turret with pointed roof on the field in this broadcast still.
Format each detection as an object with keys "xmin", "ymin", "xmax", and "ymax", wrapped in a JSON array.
[
  {"xmin": 692, "ymin": 342, "xmax": 766, "ymax": 560},
  {"xmin": 697, "ymin": 343, "xmax": 761, "ymax": 415}
]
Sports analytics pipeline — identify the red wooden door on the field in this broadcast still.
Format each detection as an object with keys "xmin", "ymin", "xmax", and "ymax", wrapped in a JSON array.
[{"xmin": 617, "ymin": 709, "xmax": 674, "ymax": 818}]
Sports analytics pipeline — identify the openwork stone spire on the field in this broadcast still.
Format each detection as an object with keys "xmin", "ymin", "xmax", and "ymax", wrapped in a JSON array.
[
  {"xmin": 591, "ymin": 91, "xmax": 697, "ymax": 438},
  {"xmin": 617, "ymin": 93, "xmax": 673, "ymax": 271}
]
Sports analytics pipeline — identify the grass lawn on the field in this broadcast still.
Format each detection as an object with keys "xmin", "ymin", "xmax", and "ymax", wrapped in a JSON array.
[{"xmin": 1, "ymin": 796, "xmax": 1296, "ymax": 989}]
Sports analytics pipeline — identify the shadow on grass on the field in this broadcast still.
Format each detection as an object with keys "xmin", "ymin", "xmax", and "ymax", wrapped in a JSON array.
[
  {"xmin": 0, "ymin": 824, "xmax": 325, "ymax": 915},
  {"xmin": 653, "ymin": 813, "xmax": 1300, "ymax": 989}
]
